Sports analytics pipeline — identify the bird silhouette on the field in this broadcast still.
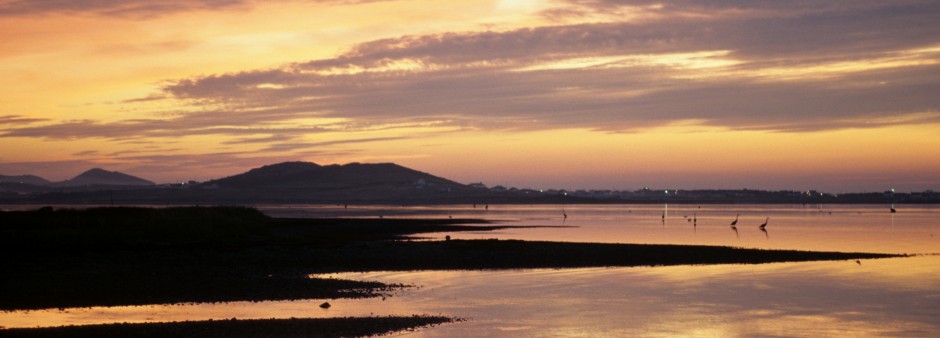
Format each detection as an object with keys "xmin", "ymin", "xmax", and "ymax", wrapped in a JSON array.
[
  {"xmin": 730, "ymin": 214, "xmax": 739, "ymax": 226},
  {"xmin": 563, "ymin": 209, "xmax": 568, "ymax": 219},
  {"xmin": 758, "ymin": 217, "xmax": 769, "ymax": 229}
]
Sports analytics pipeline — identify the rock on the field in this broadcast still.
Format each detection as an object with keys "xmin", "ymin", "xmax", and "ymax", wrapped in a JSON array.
[{"xmin": 320, "ymin": 302, "xmax": 331, "ymax": 309}]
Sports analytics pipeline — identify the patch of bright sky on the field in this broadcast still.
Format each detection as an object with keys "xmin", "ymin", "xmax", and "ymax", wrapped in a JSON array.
[
  {"xmin": 0, "ymin": 0, "xmax": 562, "ymax": 122},
  {"xmin": 515, "ymin": 50, "xmax": 742, "ymax": 72}
]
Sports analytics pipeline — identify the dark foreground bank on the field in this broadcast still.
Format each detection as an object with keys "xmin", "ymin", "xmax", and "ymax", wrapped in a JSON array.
[
  {"xmin": 0, "ymin": 316, "xmax": 454, "ymax": 338},
  {"xmin": 0, "ymin": 206, "xmax": 903, "ymax": 312}
]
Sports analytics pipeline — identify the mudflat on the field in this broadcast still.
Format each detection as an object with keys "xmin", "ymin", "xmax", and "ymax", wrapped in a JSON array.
[{"xmin": 0, "ymin": 206, "xmax": 902, "ymax": 335}]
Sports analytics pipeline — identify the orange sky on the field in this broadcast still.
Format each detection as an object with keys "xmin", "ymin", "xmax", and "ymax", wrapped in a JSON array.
[{"xmin": 1, "ymin": 0, "xmax": 939, "ymax": 192}]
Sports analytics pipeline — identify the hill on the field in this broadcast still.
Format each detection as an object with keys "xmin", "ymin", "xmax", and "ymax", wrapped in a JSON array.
[
  {"xmin": 58, "ymin": 168, "xmax": 155, "ymax": 187},
  {"xmin": 0, "ymin": 162, "xmax": 571, "ymax": 204},
  {"xmin": 0, "ymin": 175, "xmax": 51, "ymax": 186},
  {"xmin": 198, "ymin": 162, "xmax": 480, "ymax": 203}
]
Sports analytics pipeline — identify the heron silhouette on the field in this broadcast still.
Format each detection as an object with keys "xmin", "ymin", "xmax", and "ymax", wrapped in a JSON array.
[
  {"xmin": 758, "ymin": 217, "xmax": 769, "ymax": 230},
  {"xmin": 563, "ymin": 209, "xmax": 568, "ymax": 219},
  {"xmin": 730, "ymin": 214, "xmax": 739, "ymax": 238}
]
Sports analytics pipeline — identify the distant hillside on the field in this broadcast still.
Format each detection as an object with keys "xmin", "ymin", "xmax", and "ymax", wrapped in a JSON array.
[
  {"xmin": 210, "ymin": 162, "xmax": 322, "ymax": 187},
  {"xmin": 200, "ymin": 162, "xmax": 476, "ymax": 203},
  {"xmin": 0, "ymin": 175, "xmax": 51, "ymax": 186},
  {"xmin": 59, "ymin": 168, "xmax": 155, "ymax": 187},
  {"xmin": 0, "ymin": 161, "xmax": 570, "ymax": 204}
]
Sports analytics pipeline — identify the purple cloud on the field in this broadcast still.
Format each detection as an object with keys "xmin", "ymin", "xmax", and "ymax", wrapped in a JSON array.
[{"xmin": 3, "ymin": 1, "xmax": 939, "ymax": 143}]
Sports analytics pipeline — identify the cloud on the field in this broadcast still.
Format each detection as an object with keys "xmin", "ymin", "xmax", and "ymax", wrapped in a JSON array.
[
  {"xmin": 259, "ymin": 136, "xmax": 406, "ymax": 152},
  {"xmin": 0, "ymin": 117, "xmax": 337, "ymax": 141},
  {"xmin": 72, "ymin": 150, "xmax": 100, "ymax": 157},
  {"xmin": 0, "ymin": 115, "xmax": 48, "ymax": 125},
  {"xmin": 0, "ymin": 0, "xmax": 394, "ymax": 17},
  {"xmin": 151, "ymin": 1, "xmax": 940, "ymax": 132},
  {"xmin": 3, "ymin": 0, "xmax": 939, "ymax": 144},
  {"xmin": 0, "ymin": 0, "xmax": 246, "ymax": 17}
]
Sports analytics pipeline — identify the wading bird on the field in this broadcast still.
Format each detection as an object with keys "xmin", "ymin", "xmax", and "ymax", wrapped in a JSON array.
[
  {"xmin": 730, "ymin": 214, "xmax": 739, "ymax": 226},
  {"xmin": 759, "ymin": 217, "xmax": 769, "ymax": 230}
]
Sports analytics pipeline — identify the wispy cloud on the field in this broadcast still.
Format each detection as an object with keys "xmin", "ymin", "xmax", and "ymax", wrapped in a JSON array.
[
  {"xmin": 0, "ymin": 0, "xmax": 394, "ymax": 17},
  {"xmin": 154, "ymin": 1, "xmax": 940, "ymax": 133},
  {"xmin": 0, "ymin": 115, "xmax": 48, "ymax": 125},
  {"xmin": 0, "ymin": 0, "xmax": 246, "ymax": 17},
  {"xmin": 1, "ymin": 1, "xmax": 934, "ymax": 144}
]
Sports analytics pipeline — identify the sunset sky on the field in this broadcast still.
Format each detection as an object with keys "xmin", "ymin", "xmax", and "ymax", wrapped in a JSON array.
[{"xmin": 2, "ymin": 0, "xmax": 939, "ymax": 192}]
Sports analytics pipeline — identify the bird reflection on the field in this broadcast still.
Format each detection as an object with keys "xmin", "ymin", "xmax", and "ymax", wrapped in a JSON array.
[
  {"xmin": 731, "ymin": 214, "xmax": 741, "ymax": 238},
  {"xmin": 760, "ymin": 226, "xmax": 769, "ymax": 239}
]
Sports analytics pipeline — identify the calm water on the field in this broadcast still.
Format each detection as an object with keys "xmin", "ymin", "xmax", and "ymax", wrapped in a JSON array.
[{"xmin": 3, "ymin": 204, "xmax": 940, "ymax": 337}]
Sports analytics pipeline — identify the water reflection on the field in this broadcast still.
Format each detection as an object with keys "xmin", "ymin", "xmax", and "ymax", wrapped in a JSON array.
[
  {"xmin": 8, "ymin": 256, "xmax": 936, "ymax": 336},
  {"xmin": 255, "ymin": 204, "xmax": 940, "ymax": 255},
  {"xmin": 2, "ymin": 204, "xmax": 939, "ymax": 335}
]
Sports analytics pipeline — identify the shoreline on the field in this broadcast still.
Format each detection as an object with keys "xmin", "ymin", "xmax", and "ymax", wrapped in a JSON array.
[
  {"xmin": 0, "ymin": 206, "xmax": 909, "ymax": 335},
  {"xmin": 0, "ymin": 316, "xmax": 455, "ymax": 338}
]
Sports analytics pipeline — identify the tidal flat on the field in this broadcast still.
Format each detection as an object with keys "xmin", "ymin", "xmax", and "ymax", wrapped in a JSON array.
[
  {"xmin": 0, "ymin": 316, "xmax": 454, "ymax": 337},
  {"xmin": 0, "ymin": 206, "xmax": 903, "ymax": 335}
]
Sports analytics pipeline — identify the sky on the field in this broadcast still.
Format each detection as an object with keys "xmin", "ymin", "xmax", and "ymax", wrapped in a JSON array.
[{"xmin": 1, "ymin": 0, "xmax": 939, "ymax": 193}]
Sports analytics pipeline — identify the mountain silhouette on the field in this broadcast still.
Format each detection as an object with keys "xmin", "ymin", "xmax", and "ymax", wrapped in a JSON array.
[
  {"xmin": 202, "ymin": 162, "xmax": 471, "ymax": 202},
  {"xmin": 59, "ymin": 168, "xmax": 155, "ymax": 187},
  {"xmin": 0, "ymin": 175, "xmax": 51, "ymax": 186},
  {"xmin": 1, "ymin": 161, "xmax": 568, "ymax": 204}
]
